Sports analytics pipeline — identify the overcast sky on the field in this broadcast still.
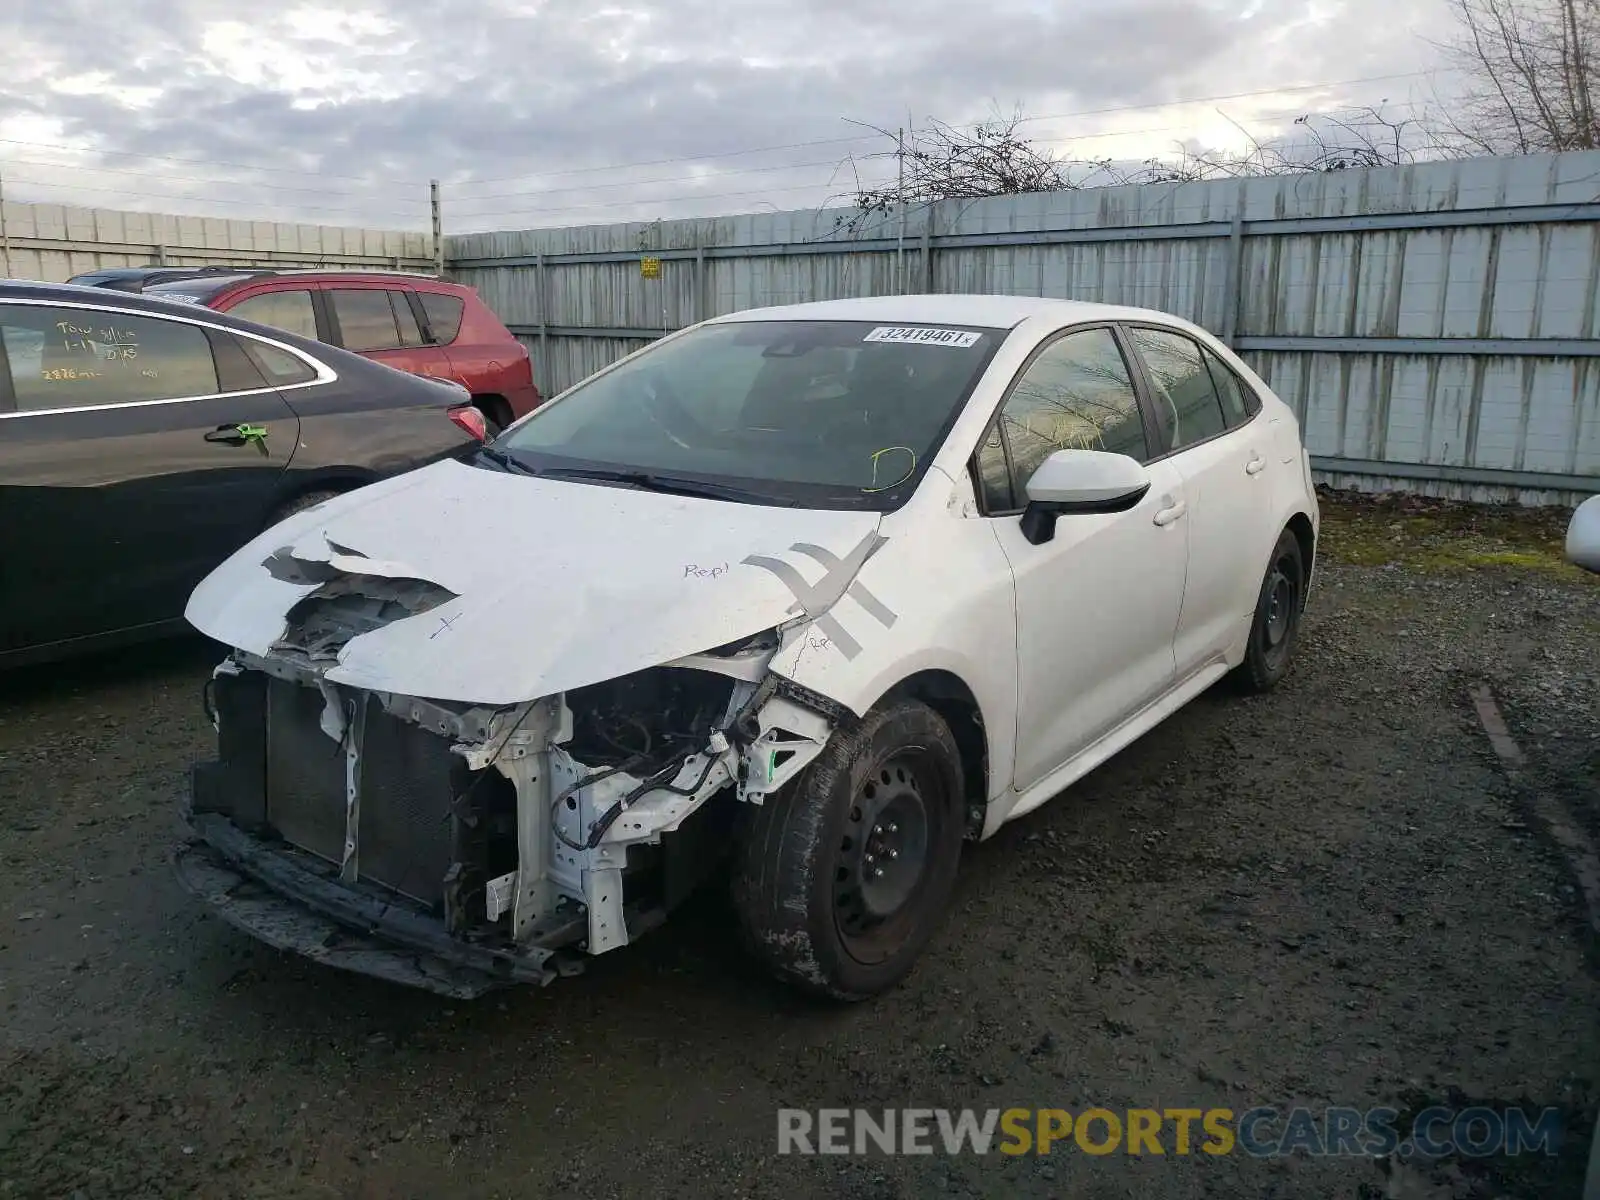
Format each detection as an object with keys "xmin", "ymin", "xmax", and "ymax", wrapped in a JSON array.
[{"xmin": 0, "ymin": 0, "xmax": 1458, "ymax": 235}]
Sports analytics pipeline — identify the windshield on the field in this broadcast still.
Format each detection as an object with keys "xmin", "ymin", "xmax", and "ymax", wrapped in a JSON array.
[{"xmin": 492, "ymin": 319, "xmax": 1004, "ymax": 509}]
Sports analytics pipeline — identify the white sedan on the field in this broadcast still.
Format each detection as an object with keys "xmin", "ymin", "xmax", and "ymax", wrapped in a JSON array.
[{"xmin": 178, "ymin": 295, "xmax": 1320, "ymax": 1001}]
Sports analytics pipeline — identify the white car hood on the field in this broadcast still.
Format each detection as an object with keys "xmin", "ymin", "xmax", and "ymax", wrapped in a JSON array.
[{"xmin": 186, "ymin": 458, "xmax": 883, "ymax": 705}]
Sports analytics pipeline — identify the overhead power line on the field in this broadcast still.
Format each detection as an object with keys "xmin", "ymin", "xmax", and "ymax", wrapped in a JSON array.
[
  {"xmin": 452, "ymin": 173, "xmax": 900, "ymax": 224},
  {"xmin": 445, "ymin": 97, "xmax": 1431, "ymax": 212},
  {"xmin": 1, "ymin": 173, "xmax": 424, "ymax": 219},
  {"xmin": 449, "ymin": 70, "xmax": 1435, "ymax": 190},
  {"xmin": 0, "ymin": 136, "xmax": 424, "ymax": 186},
  {"xmin": 0, "ymin": 154, "xmax": 423, "ymax": 199}
]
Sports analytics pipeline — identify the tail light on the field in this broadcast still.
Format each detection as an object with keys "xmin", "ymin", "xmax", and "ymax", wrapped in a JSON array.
[{"xmin": 448, "ymin": 404, "xmax": 487, "ymax": 441}]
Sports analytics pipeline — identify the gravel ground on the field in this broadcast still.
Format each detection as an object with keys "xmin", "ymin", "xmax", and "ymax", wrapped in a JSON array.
[{"xmin": 2, "ymin": 489, "xmax": 1599, "ymax": 1200}]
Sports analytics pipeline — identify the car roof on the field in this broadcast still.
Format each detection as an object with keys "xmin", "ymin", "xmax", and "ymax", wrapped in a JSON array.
[
  {"xmin": 227, "ymin": 269, "xmax": 447, "ymax": 284},
  {"xmin": 141, "ymin": 268, "xmax": 457, "ymax": 298},
  {"xmin": 706, "ymin": 294, "xmax": 1191, "ymax": 330},
  {"xmin": 68, "ymin": 267, "xmax": 166, "ymax": 279}
]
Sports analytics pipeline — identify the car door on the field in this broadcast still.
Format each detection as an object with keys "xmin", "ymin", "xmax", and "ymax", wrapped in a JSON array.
[
  {"xmin": 1122, "ymin": 323, "xmax": 1283, "ymax": 678},
  {"xmin": 0, "ymin": 299, "xmax": 300, "ymax": 657},
  {"xmin": 324, "ymin": 285, "xmax": 445, "ymax": 379},
  {"xmin": 973, "ymin": 324, "xmax": 1190, "ymax": 792}
]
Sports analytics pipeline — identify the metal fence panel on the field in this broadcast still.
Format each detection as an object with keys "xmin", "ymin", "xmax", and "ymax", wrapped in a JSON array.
[
  {"xmin": 447, "ymin": 150, "xmax": 1600, "ymax": 504},
  {"xmin": 0, "ymin": 200, "xmax": 433, "ymax": 281}
]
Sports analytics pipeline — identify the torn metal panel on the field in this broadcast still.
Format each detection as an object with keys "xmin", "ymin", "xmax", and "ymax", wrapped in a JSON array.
[
  {"xmin": 737, "ymin": 695, "xmax": 832, "ymax": 804},
  {"xmin": 185, "ymin": 456, "xmax": 885, "ymax": 705}
]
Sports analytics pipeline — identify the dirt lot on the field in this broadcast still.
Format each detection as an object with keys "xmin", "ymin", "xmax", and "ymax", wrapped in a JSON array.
[{"xmin": 3, "ymin": 490, "xmax": 1599, "ymax": 1200}]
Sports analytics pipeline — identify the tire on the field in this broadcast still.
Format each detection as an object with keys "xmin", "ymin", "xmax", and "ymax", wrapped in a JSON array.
[
  {"xmin": 731, "ymin": 698, "xmax": 965, "ymax": 1001},
  {"xmin": 265, "ymin": 488, "xmax": 342, "ymax": 529},
  {"xmin": 475, "ymin": 396, "xmax": 513, "ymax": 434},
  {"xmin": 1234, "ymin": 526, "xmax": 1306, "ymax": 693}
]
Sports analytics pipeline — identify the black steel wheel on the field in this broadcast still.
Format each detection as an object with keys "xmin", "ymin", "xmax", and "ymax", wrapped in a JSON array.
[
  {"xmin": 732, "ymin": 698, "xmax": 965, "ymax": 1000},
  {"xmin": 1235, "ymin": 526, "xmax": 1306, "ymax": 692}
]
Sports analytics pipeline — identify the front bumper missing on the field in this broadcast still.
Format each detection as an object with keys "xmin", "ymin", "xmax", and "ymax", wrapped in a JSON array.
[
  {"xmin": 176, "ymin": 808, "xmax": 573, "ymax": 999},
  {"xmin": 179, "ymin": 651, "xmax": 838, "ymax": 997}
]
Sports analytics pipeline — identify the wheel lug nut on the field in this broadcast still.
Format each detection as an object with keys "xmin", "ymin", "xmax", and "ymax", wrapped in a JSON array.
[
  {"xmin": 887, "ymin": 849, "xmax": 898, "ymax": 860},
  {"xmin": 888, "ymin": 823, "xmax": 898, "ymax": 833},
  {"xmin": 873, "ymin": 824, "xmax": 884, "ymax": 836},
  {"xmin": 872, "ymin": 867, "xmax": 884, "ymax": 878}
]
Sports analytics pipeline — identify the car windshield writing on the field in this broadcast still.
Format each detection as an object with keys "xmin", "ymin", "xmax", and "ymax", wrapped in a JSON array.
[{"xmin": 495, "ymin": 320, "xmax": 1000, "ymax": 507}]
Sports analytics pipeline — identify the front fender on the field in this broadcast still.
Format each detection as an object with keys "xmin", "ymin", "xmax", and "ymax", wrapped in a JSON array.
[{"xmin": 765, "ymin": 468, "xmax": 1020, "ymax": 809}]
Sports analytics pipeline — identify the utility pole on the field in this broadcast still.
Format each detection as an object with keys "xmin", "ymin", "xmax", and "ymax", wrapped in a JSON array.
[
  {"xmin": 895, "ymin": 127, "xmax": 906, "ymax": 294},
  {"xmin": 430, "ymin": 179, "xmax": 443, "ymax": 276},
  {"xmin": 0, "ymin": 163, "xmax": 10, "ymax": 280}
]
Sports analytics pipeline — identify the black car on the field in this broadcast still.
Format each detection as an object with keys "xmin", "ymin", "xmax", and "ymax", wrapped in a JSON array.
[
  {"xmin": 0, "ymin": 280, "xmax": 485, "ymax": 667},
  {"xmin": 64, "ymin": 265, "xmax": 274, "ymax": 292}
]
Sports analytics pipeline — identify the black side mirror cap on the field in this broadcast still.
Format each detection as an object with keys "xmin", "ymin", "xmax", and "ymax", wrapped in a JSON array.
[{"xmin": 1018, "ymin": 481, "xmax": 1151, "ymax": 545}]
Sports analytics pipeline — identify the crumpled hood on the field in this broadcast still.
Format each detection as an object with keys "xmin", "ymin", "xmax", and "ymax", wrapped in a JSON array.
[{"xmin": 186, "ymin": 458, "xmax": 883, "ymax": 705}]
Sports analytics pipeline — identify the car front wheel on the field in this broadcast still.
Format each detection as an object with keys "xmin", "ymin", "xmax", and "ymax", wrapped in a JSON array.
[{"xmin": 731, "ymin": 698, "xmax": 965, "ymax": 1000}]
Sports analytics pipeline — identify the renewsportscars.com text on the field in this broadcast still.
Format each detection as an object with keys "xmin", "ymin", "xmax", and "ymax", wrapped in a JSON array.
[{"xmin": 776, "ymin": 1106, "xmax": 1564, "ymax": 1158}]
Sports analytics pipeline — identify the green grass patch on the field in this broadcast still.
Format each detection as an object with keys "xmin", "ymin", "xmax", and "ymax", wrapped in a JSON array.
[{"xmin": 1317, "ymin": 488, "xmax": 1594, "ymax": 580}]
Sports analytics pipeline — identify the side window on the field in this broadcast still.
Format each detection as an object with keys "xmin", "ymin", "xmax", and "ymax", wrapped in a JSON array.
[
  {"xmin": 418, "ymin": 292, "xmax": 465, "ymax": 344},
  {"xmin": 241, "ymin": 338, "xmax": 318, "ymax": 386},
  {"xmin": 974, "ymin": 425, "xmax": 1013, "ymax": 512},
  {"xmin": 981, "ymin": 326, "xmax": 1148, "ymax": 513},
  {"xmin": 390, "ymin": 290, "xmax": 425, "ymax": 347},
  {"xmin": 228, "ymin": 290, "xmax": 318, "ymax": 341},
  {"xmin": 331, "ymin": 289, "xmax": 401, "ymax": 351},
  {"xmin": 1128, "ymin": 327, "xmax": 1229, "ymax": 453},
  {"xmin": 0, "ymin": 305, "xmax": 218, "ymax": 411},
  {"xmin": 1203, "ymin": 348, "xmax": 1260, "ymax": 428}
]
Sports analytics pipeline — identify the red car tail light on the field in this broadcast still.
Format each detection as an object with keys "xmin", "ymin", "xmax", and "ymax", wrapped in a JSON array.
[{"xmin": 448, "ymin": 404, "xmax": 488, "ymax": 441}]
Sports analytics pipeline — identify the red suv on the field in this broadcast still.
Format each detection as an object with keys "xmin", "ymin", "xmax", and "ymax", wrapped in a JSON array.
[{"xmin": 144, "ymin": 271, "xmax": 541, "ymax": 430}]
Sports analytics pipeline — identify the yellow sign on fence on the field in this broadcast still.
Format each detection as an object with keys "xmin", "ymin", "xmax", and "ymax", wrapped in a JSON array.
[{"xmin": 640, "ymin": 256, "xmax": 662, "ymax": 279}]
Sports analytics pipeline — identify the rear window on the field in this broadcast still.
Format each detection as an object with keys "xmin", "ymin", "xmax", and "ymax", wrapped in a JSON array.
[
  {"xmin": 419, "ymin": 292, "xmax": 465, "ymax": 344},
  {"xmin": 241, "ymin": 338, "xmax": 318, "ymax": 386}
]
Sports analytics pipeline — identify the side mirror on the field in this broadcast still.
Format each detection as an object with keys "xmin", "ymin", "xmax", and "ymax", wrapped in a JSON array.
[
  {"xmin": 1566, "ymin": 494, "xmax": 1600, "ymax": 574},
  {"xmin": 1019, "ymin": 449, "xmax": 1152, "ymax": 546}
]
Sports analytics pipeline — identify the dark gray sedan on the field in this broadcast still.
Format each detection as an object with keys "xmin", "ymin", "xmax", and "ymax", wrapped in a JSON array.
[{"xmin": 0, "ymin": 279, "xmax": 485, "ymax": 667}]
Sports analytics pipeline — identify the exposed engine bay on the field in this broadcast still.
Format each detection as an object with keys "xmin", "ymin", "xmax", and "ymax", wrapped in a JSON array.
[{"xmin": 179, "ymin": 629, "xmax": 837, "ymax": 998}]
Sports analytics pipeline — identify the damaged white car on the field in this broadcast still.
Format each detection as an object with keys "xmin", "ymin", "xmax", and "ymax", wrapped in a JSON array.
[{"xmin": 178, "ymin": 294, "xmax": 1320, "ymax": 1001}]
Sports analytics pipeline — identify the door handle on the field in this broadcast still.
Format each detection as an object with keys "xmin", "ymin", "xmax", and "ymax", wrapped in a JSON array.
[
  {"xmin": 205, "ymin": 423, "xmax": 270, "ymax": 454},
  {"xmin": 1246, "ymin": 453, "xmax": 1266, "ymax": 475},
  {"xmin": 1153, "ymin": 499, "xmax": 1188, "ymax": 527}
]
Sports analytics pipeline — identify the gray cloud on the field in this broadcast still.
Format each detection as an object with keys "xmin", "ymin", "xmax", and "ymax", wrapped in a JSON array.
[{"xmin": 0, "ymin": 0, "xmax": 1454, "ymax": 234}]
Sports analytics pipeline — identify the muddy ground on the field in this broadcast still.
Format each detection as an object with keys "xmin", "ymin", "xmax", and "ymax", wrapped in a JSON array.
[{"xmin": 3, "ymin": 489, "xmax": 1599, "ymax": 1199}]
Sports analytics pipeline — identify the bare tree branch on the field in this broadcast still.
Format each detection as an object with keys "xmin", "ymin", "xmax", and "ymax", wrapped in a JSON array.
[
  {"xmin": 1429, "ymin": 0, "xmax": 1600, "ymax": 154},
  {"xmin": 826, "ymin": 103, "xmax": 1432, "ymax": 234}
]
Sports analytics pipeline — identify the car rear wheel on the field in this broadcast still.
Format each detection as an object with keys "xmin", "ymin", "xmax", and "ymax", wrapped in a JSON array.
[
  {"xmin": 475, "ymin": 395, "xmax": 513, "ymax": 434},
  {"xmin": 1234, "ymin": 526, "xmax": 1305, "ymax": 693},
  {"xmin": 731, "ymin": 698, "xmax": 964, "ymax": 1000}
]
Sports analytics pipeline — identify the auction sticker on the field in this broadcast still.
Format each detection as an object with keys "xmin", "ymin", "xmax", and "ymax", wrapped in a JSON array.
[{"xmin": 863, "ymin": 326, "xmax": 984, "ymax": 348}]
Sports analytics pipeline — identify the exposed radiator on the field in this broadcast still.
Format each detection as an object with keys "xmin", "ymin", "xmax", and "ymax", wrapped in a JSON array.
[{"xmin": 264, "ymin": 678, "xmax": 458, "ymax": 907}]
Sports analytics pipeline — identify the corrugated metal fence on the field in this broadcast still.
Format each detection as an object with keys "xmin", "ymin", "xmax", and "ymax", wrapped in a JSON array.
[
  {"xmin": 1, "ymin": 200, "xmax": 434, "ymax": 280},
  {"xmin": 448, "ymin": 150, "xmax": 1600, "ymax": 505}
]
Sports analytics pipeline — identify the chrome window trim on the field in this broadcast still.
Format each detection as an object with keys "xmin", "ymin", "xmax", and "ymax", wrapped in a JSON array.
[{"xmin": 0, "ymin": 295, "xmax": 338, "ymax": 419}]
